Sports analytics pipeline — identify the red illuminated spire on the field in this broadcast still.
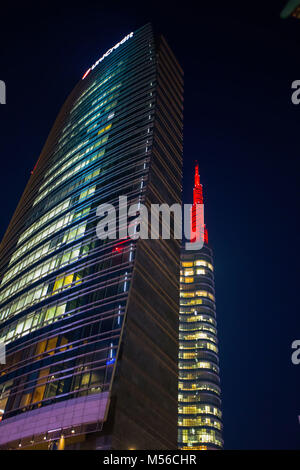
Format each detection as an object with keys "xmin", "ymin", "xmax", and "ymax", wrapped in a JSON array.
[
  {"xmin": 193, "ymin": 163, "xmax": 203, "ymax": 205},
  {"xmin": 191, "ymin": 162, "xmax": 208, "ymax": 244}
]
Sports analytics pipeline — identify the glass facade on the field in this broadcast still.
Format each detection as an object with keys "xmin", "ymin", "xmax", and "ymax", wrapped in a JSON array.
[
  {"xmin": 178, "ymin": 171, "xmax": 223, "ymax": 450},
  {"xmin": 0, "ymin": 23, "xmax": 183, "ymax": 449}
]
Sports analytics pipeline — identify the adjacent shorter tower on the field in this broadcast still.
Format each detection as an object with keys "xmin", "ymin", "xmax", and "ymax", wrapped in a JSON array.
[{"xmin": 178, "ymin": 164, "xmax": 223, "ymax": 450}]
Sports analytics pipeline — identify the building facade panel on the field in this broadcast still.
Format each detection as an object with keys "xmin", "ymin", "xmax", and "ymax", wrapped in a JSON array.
[{"xmin": 0, "ymin": 24, "xmax": 183, "ymax": 449}]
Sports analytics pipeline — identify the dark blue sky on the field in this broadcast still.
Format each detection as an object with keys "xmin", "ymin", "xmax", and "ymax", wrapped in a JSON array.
[{"xmin": 0, "ymin": 0, "xmax": 299, "ymax": 449}]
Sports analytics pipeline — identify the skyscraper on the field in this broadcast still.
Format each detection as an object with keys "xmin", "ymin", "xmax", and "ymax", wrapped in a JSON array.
[
  {"xmin": 178, "ymin": 164, "xmax": 223, "ymax": 450},
  {"xmin": 0, "ymin": 23, "xmax": 183, "ymax": 449}
]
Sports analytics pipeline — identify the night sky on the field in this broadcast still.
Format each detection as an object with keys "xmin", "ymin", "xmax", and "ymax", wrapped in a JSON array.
[{"xmin": 0, "ymin": 0, "xmax": 299, "ymax": 449}]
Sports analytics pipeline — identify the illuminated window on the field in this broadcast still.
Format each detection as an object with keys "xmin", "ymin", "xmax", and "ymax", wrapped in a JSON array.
[
  {"xmin": 196, "ymin": 269, "xmax": 205, "ymax": 275},
  {"xmin": 53, "ymin": 272, "xmax": 82, "ymax": 293},
  {"xmin": 180, "ymin": 299, "xmax": 203, "ymax": 306},
  {"xmin": 194, "ymin": 260, "xmax": 213, "ymax": 271},
  {"xmin": 182, "ymin": 262, "xmax": 193, "ymax": 268},
  {"xmin": 180, "ymin": 292, "xmax": 195, "ymax": 298},
  {"xmin": 195, "ymin": 291, "xmax": 215, "ymax": 301},
  {"xmin": 184, "ymin": 269, "xmax": 194, "ymax": 276},
  {"xmin": 97, "ymin": 123, "xmax": 112, "ymax": 135}
]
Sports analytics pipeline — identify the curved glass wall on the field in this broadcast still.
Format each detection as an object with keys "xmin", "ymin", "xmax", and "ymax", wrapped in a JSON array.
[{"xmin": 178, "ymin": 244, "xmax": 223, "ymax": 450}]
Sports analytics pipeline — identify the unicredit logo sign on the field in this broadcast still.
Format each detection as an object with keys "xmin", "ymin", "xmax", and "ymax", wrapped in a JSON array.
[{"xmin": 82, "ymin": 32, "xmax": 134, "ymax": 80}]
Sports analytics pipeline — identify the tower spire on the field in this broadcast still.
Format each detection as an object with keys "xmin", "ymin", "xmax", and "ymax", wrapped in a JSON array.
[
  {"xmin": 193, "ymin": 161, "xmax": 203, "ymax": 205},
  {"xmin": 191, "ymin": 163, "xmax": 208, "ymax": 244}
]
